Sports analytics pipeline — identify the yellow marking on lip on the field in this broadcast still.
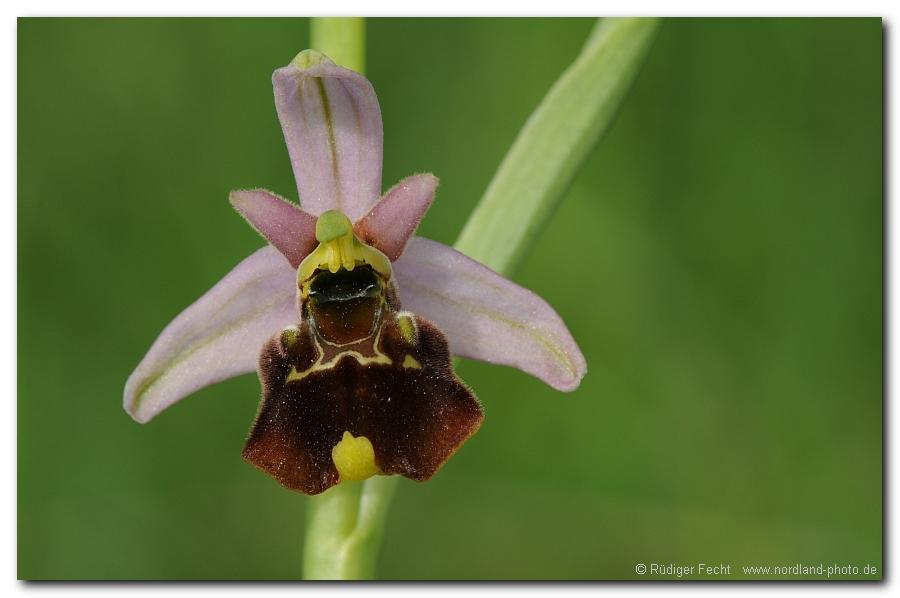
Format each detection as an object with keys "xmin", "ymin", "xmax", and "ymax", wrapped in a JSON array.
[
  {"xmin": 402, "ymin": 355, "xmax": 422, "ymax": 370},
  {"xmin": 396, "ymin": 313, "xmax": 418, "ymax": 346},
  {"xmin": 285, "ymin": 350, "xmax": 393, "ymax": 383},
  {"xmin": 284, "ymin": 317, "xmax": 393, "ymax": 384}
]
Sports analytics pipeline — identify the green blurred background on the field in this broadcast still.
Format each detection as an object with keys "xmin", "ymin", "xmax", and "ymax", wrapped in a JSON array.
[{"xmin": 18, "ymin": 18, "xmax": 882, "ymax": 580}]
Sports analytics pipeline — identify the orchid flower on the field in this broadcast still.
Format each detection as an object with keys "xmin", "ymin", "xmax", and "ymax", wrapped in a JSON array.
[{"xmin": 124, "ymin": 49, "xmax": 586, "ymax": 495}]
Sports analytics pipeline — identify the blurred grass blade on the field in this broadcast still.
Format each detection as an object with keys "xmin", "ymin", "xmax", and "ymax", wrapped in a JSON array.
[{"xmin": 455, "ymin": 17, "xmax": 660, "ymax": 274}]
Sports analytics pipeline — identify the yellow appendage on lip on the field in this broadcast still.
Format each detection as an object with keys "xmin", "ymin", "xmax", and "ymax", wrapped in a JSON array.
[
  {"xmin": 332, "ymin": 431, "xmax": 379, "ymax": 481},
  {"xmin": 297, "ymin": 210, "xmax": 392, "ymax": 296}
]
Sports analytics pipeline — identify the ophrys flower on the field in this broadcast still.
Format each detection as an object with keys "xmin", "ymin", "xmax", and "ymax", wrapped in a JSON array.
[{"xmin": 124, "ymin": 50, "xmax": 586, "ymax": 495}]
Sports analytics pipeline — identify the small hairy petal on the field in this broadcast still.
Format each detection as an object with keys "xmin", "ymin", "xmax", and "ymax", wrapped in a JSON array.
[
  {"xmin": 229, "ymin": 189, "xmax": 318, "ymax": 268},
  {"xmin": 355, "ymin": 173, "xmax": 438, "ymax": 261},
  {"xmin": 394, "ymin": 237, "xmax": 587, "ymax": 391},
  {"xmin": 273, "ymin": 56, "xmax": 383, "ymax": 221},
  {"xmin": 123, "ymin": 246, "xmax": 297, "ymax": 423}
]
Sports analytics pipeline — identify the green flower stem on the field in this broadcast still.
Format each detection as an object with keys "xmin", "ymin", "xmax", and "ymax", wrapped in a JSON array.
[
  {"xmin": 303, "ymin": 476, "xmax": 396, "ymax": 579},
  {"xmin": 301, "ymin": 17, "xmax": 659, "ymax": 580},
  {"xmin": 310, "ymin": 17, "xmax": 365, "ymax": 74},
  {"xmin": 455, "ymin": 17, "xmax": 660, "ymax": 274}
]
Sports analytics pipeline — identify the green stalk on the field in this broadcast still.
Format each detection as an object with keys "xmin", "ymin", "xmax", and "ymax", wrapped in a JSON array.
[
  {"xmin": 303, "ymin": 476, "xmax": 396, "ymax": 579},
  {"xmin": 301, "ymin": 16, "xmax": 659, "ymax": 580},
  {"xmin": 310, "ymin": 17, "xmax": 365, "ymax": 74}
]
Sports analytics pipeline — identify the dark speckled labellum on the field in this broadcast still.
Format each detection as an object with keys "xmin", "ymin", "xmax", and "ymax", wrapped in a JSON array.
[{"xmin": 242, "ymin": 211, "xmax": 483, "ymax": 495}]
